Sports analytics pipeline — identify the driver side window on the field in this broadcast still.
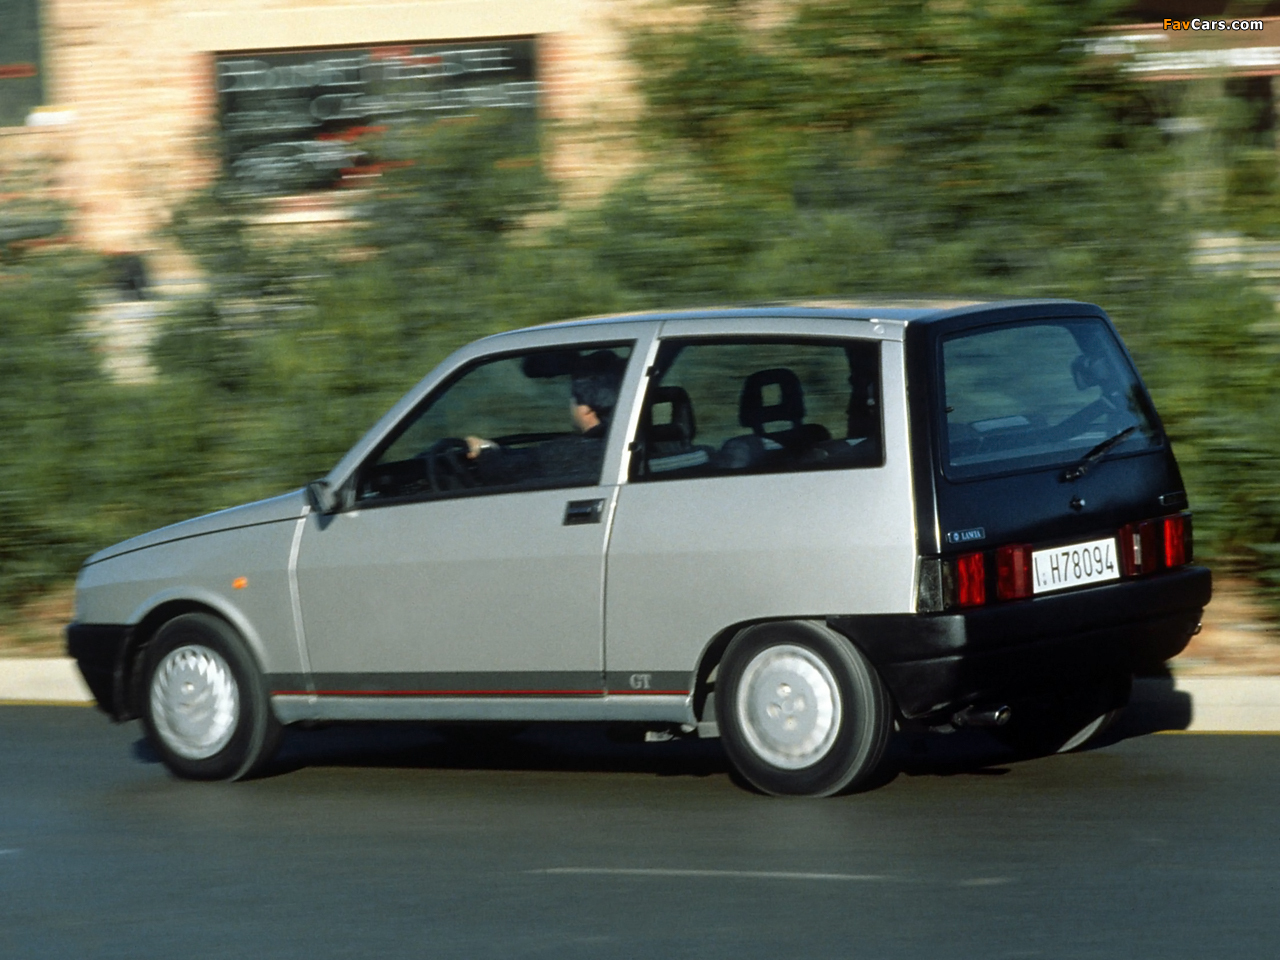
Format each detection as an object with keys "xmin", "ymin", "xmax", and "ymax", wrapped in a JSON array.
[{"xmin": 357, "ymin": 343, "xmax": 633, "ymax": 503}]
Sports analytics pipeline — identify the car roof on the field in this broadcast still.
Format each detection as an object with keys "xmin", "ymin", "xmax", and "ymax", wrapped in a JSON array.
[{"xmin": 518, "ymin": 297, "xmax": 1100, "ymax": 332}]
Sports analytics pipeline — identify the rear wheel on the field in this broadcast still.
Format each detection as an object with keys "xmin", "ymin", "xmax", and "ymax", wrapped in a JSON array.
[
  {"xmin": 716, "ymin": 621, "xmax": 892, "ymax": 797},
  {"xmin": 141, "ymin": 613, "xmax": 281, "ymax": 781}
]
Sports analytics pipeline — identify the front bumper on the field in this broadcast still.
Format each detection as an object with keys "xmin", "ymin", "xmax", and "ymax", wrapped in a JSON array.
[
  {"xmin": 65, "ymin": 622, "xmax": 133, "ymax": 719},
  {"xmin": 829, "ymin": 565, "xmax": 1212, "ymax": 720}
]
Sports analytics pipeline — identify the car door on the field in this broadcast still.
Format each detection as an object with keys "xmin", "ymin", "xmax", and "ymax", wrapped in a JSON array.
[
  {"xmin": 294, "ymin": 338, "xmax": 638, "ymax": 698},
  {"xmin": 603, "ymin": 321, "xmax": 918, "ymax": 693}
]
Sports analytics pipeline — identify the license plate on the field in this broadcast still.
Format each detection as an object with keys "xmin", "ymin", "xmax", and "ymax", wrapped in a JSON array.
[{"xmin": 1031, "ymin": 538, "xmax": 1120, "ymax": 595}]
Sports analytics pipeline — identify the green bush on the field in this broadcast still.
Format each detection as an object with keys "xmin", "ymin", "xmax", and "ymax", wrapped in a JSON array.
[
  {"xmin": 587, "ymin": 0, "xmax": 1280, "ymax": 605},
  {"xmin": 143, "ymin": 111, "xmax": 627, "ymax": 517},
  {"xmin": 0, "ymin": 251, "xmax": 106, "ymax": 607},
  {"xmin": 4, "ymin": 1, "xmax": 1280, "ymax": 624}
]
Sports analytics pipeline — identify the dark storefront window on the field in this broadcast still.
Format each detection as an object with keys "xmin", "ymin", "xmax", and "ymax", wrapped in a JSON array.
[
  {"xmin": 0, "ymin": 0, "xmax": 44, "ymax": 127},
  {"xmin": 216, "ymin": 39, "xmax": 538, "ymax": 194}
]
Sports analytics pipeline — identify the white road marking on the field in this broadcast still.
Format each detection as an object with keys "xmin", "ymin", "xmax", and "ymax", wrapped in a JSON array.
[
  {"xmin": 530, "ymin": 868, "xmax": 889, "ymax": 881},
  {"xmin": 0, "ymin": 849, "xmax": 19, "ymax": 856},
  {"xmin": 959, "ymin": 877, "xmax": 1012, "ymax": 886}
]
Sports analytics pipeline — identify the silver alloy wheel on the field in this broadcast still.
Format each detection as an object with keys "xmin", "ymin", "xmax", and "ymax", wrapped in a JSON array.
[
  {"xmin": 149, "ymin": 643, "xmax": 240, "ymax": 760},
  {"xmin": 735, "ymin": 644, "xmax": 842, "ymax": 770}
]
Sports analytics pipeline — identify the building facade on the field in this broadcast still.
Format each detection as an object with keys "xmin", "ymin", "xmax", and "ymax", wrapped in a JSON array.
[
  {"xmin": 1, "ymin": 0, "xmax": 638, "ymax": 269},
  {"xmin": 5, "ymin": 1, "xmax": 1280, "ymax": 269}
]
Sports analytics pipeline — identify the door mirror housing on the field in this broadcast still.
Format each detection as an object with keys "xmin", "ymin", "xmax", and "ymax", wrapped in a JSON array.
[{"xmin": 306, "ymin": 479, "xmax": 341, "ymax": 515}]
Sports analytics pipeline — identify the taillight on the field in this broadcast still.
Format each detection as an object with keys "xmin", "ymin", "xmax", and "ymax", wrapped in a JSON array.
[
  {"xmin": 996, "ymin": 543, "xmax": 1033, "ymax": 601},
  {"xmin": 956, "ymin": 551, "xmax": 986, "ymax": 607},
  {"xmin": 1120, "ymin": 519, "xmax": 1160, "ymax": 576},
  {"xmin": 1164, "ymin": 514, "xmax": 1190, "ymax": 567},
  {"xmin": 927, "ymin": 515, "xmax": 1191, "ymax": 614},
  {"xmin": 1120, "ymin": 513, "xmax": 1192, "ymax": 576}
]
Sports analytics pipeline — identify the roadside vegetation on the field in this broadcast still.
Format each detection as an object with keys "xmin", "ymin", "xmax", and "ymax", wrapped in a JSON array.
[{"xmin": 2, "ymin": 0, "xmax": 1279, "ymax": 632}]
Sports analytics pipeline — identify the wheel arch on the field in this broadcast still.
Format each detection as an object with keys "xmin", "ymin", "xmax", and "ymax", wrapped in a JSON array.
[
  {"xmin": 118, "ymin": 597, "xmax": 267, "ymax": 721},
  {"xmin": 709, "ymin": 616, "xmax": 895, "ymax": 796},
  {"xmin": 691, "ymin": 616, "xmax": 890, "ymax": 725}
]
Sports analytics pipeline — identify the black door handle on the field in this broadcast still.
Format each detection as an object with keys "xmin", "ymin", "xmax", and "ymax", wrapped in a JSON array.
[{"xmin": 563, "ymin": 498, "xmax": 605, "ymax": 525}]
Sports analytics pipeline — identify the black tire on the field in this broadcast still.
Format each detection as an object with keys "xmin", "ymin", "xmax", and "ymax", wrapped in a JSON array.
[
  {"xmin": 993, "ymin": 671, "xmax": 1132, "ymax": 757},
  {"xmin": 141, "ymin": 613, "xmax": 282, "ymax": 781},
  {"xmin": 715, "ymin": 621, "xmax": 892, "ymax": 797}
]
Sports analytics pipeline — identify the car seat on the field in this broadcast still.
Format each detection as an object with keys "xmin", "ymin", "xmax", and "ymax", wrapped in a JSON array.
[
  {"xmin": 718, "ymin": 368, "xmax": 830, "ymax": 470},
  {"xmin": 644, "ymin": 385, "xmax": 713, "ymax": 474}
]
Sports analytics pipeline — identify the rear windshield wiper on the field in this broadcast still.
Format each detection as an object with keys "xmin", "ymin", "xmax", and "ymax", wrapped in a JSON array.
[{"xmin": 1062, "ymin": 426, "xmax": 1137, "ymax": 481}]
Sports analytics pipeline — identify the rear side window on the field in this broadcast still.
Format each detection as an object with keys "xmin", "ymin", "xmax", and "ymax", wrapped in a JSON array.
[
  {"xmin": 941, "ymin": 319, "xmax": 1161, "ymax": 480},
  {"xmin": 632, "ymin": 338, "xmax": 883, "ymax": 481}
]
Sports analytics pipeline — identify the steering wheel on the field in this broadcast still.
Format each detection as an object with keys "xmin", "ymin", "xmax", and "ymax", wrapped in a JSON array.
[{"xmin": 421, "ymin": 437, "xmax": 481, "ymax": 492}]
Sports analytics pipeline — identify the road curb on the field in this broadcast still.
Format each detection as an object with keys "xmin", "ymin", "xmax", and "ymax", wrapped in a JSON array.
[
  {"xmin": 1130, "ymin": 676, "xmax": 1280, "ymax": 733},
  {"xmin": 0, "ymin": 658, "xmax": 93, "ymax": 704},
  {"xmin": 2, "ymin": 660, "xmax": 1280, "ymax": 731}
]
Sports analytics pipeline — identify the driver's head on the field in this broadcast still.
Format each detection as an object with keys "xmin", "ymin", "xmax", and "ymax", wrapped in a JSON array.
[{"xmin": 570, "ymin": 351, "xmax": 625, "ymax": 426}]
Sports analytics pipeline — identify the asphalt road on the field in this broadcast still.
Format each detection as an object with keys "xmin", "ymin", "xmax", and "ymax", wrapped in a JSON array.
[{"xmin": 3, "ymin": 706, "xmax": 1279, "ymax": 960}]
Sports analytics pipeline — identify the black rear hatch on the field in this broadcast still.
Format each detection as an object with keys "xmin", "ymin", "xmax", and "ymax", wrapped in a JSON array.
[{"xmin": 906, "ymin": 302, "xmax": 1191, "ymax": 594}]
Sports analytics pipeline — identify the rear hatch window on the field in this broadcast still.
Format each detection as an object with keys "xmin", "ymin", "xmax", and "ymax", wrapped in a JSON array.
[{"xmin": 942, "ymin": 319, "xmax": 1161, "ymax": 481}]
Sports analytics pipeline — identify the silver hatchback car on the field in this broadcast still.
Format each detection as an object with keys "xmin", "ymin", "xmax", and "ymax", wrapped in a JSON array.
[{"xmin": 68, "ymin": 300, "xmax": 1211, "ymax": 795}]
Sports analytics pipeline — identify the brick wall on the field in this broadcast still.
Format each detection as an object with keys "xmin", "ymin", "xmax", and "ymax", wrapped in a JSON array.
[{"xmin": 4, "ymin": 0, "xmax": 644, "ymax": 268}]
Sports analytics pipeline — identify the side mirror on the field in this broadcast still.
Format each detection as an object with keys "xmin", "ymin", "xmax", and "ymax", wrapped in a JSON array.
[{"xmin": 306, "ymin": 479, "xmax": 341, "ymax": 515}]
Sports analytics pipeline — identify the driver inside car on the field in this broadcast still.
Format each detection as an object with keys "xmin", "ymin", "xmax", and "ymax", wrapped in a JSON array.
[{"xmin": 464, "ymin": 350, "xmax": 626, "ymax": 486}]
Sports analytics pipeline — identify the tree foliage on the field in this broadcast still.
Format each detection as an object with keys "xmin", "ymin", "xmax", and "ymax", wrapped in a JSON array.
[
  {"xmin": 603, "ymin": 0, "xmax": 1280, "ymax": 594},
  {"xmin": 4, "ymin": 1, "xmax": 1280, "ymax": 617},
  {"xmin": 0, "ymin": 250, "xmax": 105, "ymax": 607},
  {"xmin": 147, "ymin": 111, "xmax": 624, "ymax": 513}
]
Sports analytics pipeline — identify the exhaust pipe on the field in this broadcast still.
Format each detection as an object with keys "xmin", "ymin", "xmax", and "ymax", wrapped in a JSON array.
[{"xmin": 952, "ymin": 704, "xmax": 1012, "ymax": 728}]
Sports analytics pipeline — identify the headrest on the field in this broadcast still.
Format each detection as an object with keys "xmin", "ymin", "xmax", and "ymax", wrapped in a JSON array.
[
  {"xmin": 739, "ymin": 368, "xmax": 805, "ymax": 435},
  {"xmin": 647, "ymin": 385, "xmax": 696, "ymax": 444},
  {"xmin": 1071, "ymin": 352, "xmax": 1117, "ymax": 393}
]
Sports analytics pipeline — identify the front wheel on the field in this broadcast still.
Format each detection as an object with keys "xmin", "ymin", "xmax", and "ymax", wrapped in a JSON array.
[
  {"xmin": 716, "ymin": 621, "xmax": 892, "ymax": 797},
  {"xmin": 141, "ymin": 613, "xmax": 281, "ymax": 781}
]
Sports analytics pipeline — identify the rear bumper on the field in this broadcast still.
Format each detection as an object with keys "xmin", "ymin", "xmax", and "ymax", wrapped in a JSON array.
[
  {"xmin": 829, "ymin": 565, "xmax": 1212, "ymax": 720},
  {"xmin": 65, "ymin": 622, "xmax": 133, "ymax": 719}
]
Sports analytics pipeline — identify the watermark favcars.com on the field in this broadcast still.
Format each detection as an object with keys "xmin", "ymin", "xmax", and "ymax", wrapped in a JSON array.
[{"xmin": 1164, "ymin": 18, "xmax": 1265, "ymax": 31}]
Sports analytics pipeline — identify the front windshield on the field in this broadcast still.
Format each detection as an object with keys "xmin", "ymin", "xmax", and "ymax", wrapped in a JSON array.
[{"xmin": 941, "ymin": 318, "xmax": 1161, "ymax": 481}]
